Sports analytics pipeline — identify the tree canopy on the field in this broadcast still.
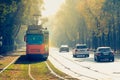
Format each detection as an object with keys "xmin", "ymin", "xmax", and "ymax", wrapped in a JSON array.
[
  {"xmin": 50, "ymin": 0, "xmax": 120, "ymax": 51},
  {"xmin": 0, "ymin": 0, "xmax": 44, "ymax": 53}
]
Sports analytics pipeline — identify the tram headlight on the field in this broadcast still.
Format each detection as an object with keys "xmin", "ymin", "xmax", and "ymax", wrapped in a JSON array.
[{"xmin": 45, "ymin": 45, "xmax": 48, "ymax": 52}]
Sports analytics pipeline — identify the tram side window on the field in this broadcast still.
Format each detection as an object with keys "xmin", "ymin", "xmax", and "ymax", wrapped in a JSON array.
[
  {"xmin": 44, "ymin": 35, "xmax": 48, "ymax": 44},
  {"xmin": 26, "ymin": 34, "xmax": 43, "ymax": 44}
]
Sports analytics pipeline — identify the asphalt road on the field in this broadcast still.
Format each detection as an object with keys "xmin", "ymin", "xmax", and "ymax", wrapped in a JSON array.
[{"xmin": 49, "ymin": 48, "xmax": 120, "ymax": 80}]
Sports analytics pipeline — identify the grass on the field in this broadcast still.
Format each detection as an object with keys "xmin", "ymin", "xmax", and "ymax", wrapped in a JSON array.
[
  {"xmin": 0, "ymin": 55, "xmax": 78, "ymax": 80},
  {"xmin": 0, "ymin": 63, "xmax": 31, "ymax": 80},
  {"xmin": 30, "ymin": 61, "xmax": 59, "ymax": 80},
  {"xmin": 47, "ymin": 60, "xmax": 67, "ymax": 77},
  {"xmin": 47, "ymin": 60, "xmax": 78, "ymax": 80},
  {"xmin": 0, "ymin": 56, "xmax": 18, "ymax": 69},
  {"xmin": 0, "ymin": 55, "xmax": 32, "ymax": 80},
  {"xmin": 0, "ymin": 55, "xmax": 62, "ymax": 80}
]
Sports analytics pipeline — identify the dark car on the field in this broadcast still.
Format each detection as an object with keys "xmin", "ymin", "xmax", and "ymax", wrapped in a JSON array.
[
  {"xmin": 59, "ymin": 45, "xmax": 69, "ymax": 52},
  {"xmin": 94, "ymin": 47, "xmax": 114, "ymax": 62}
]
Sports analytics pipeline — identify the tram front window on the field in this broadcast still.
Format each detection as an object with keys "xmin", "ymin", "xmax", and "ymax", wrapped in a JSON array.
[{"xmin": 27, "ymin": 34, "xmax": 43, "ymax": 44}]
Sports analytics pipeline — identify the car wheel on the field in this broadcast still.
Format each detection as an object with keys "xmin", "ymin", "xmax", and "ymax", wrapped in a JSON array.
[
  {"xmin": 110, "ymin": 58, "xmax": 114, "ymax": 62},
  {"xmin": 87, "ymin": 54, "xmax": 89, "ymax": 57},
  {"xmin": 96, "ymin": 57, "xmax": 100, "ymax": 62},
  {"xmin": 94, "ymin": 57, "xmax": 96, "ymax": 61},
  {"xmin": 94, "ymin": 56, "xmax": 97, "ymax": 61},
  {"xmin": 73, "ymin": 55, "xmax": 76, "ymax": 57}
]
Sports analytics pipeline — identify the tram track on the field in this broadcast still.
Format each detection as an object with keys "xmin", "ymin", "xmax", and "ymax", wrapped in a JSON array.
[
  {"xmin": 0, "ymin": 55, "xmax": 32, "ymax": 80},
  {"xmin": 0, "ymin": 50, "xmax": 70, "ymax": 80},
  {"xmin": 28, "ymin": 64, "xmax": 36, "ymax": 80},
  {"xmin": 0, "ymin": 51, "xmax": 34, "ymax": 80},
  {"xmin": 45, "ymin": 61, "xmax": 65, "ymax": 80},
  {"xmin": 28, "ymin": 61, "xmax": 65, "ymax": 80},
  {"xmin": 0, "ymin": 55, "xmax": 59, "ymax": 80},
  {"xmin": 0, "ymin": 55, "xmax": 38, "ymax": 80},
  {"xmin": 0, "ymin": 56, "xmax": 20, "ymax": 74},
  {"xmin": 50, "ymin": 53, "xmax": 118, "ymax": 80}
]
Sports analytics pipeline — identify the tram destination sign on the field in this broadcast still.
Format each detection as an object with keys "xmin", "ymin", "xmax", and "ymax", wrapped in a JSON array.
[{"xmin": 26, "ymin": 30, "xmax": 42, "ymax": 34}]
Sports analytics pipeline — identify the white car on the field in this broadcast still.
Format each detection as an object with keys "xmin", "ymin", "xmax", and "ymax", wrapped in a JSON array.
[
  {"xmin": 73, "ymin": 44, "xmax": 89, "ymax": 58},
  {"xmin": 59, "ymin": 45, "xmax": 69, "ymax": 52}
]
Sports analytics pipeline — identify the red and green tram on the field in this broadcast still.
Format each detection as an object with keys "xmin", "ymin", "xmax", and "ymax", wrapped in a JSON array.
[{"xmin": 25, "ymin": 25, "xmax": 49, "ymax": 60}]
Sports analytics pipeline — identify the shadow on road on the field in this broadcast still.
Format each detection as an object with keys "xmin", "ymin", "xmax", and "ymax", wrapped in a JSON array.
[{"xmin": 14, "ymin": 55, "xmax": 46, "ymax": 64}]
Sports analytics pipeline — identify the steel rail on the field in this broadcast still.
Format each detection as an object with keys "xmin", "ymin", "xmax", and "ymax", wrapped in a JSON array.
[
  {"xmin": 28, "ymin": 64, "xmax": 36, "ymax": 80},
  {"xmin": 0, "ymin": 56, "xmax": 19, "ymax": 74},
  {"xmin": 45, "ymin": 61, "xmax": 65, "ymax": 80}
]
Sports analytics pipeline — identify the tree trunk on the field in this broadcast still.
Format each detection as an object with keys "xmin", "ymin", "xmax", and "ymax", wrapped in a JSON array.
[{"xmin": 1, "ymin": 34, "xmax": 14, "ymax": 53}]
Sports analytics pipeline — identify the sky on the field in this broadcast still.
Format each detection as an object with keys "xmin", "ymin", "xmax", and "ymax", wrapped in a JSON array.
[{"xmin": 42, "ymin": 0, "xmax": 65, "ymax": 17}]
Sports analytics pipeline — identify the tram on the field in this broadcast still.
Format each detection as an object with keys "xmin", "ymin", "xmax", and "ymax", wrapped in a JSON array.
[{"xmin": 24, "ymin": 25, "xmax": 49, "ymax": 60}]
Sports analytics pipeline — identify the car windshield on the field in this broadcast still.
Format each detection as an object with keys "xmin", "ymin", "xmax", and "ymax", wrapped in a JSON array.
[
  {"xmin": 61, "ymin": 47, "xmax": 68, "ymax": 48},
  {"xmin": 76, "ymin": 46, "xmax": 87, "ymax": 49},
  {"xmin": 27, "ymin": 34, "xmax": 43, "ymax": 44},
  {"xmin": 98, "ymin": 48, "xmax": 111, "ymax": 52},
  {"xmin": 61, "ymin": 45, "xmax": 68, "ymax": 47}
]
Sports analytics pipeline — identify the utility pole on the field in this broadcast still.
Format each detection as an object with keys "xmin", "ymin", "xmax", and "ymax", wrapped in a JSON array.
[{"xmin": 33, "ymin": 14, "xmax": 41, "ymax": 25}]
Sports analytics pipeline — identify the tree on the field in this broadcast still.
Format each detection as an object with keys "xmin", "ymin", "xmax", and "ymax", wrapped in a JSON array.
[
  {"xmin": 0, "ymin": 0, "xmax": 44, "ymax": 53},
  {"xmin": 50, "ymin": 0, "xmax": 87, "ymax": 47}
]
